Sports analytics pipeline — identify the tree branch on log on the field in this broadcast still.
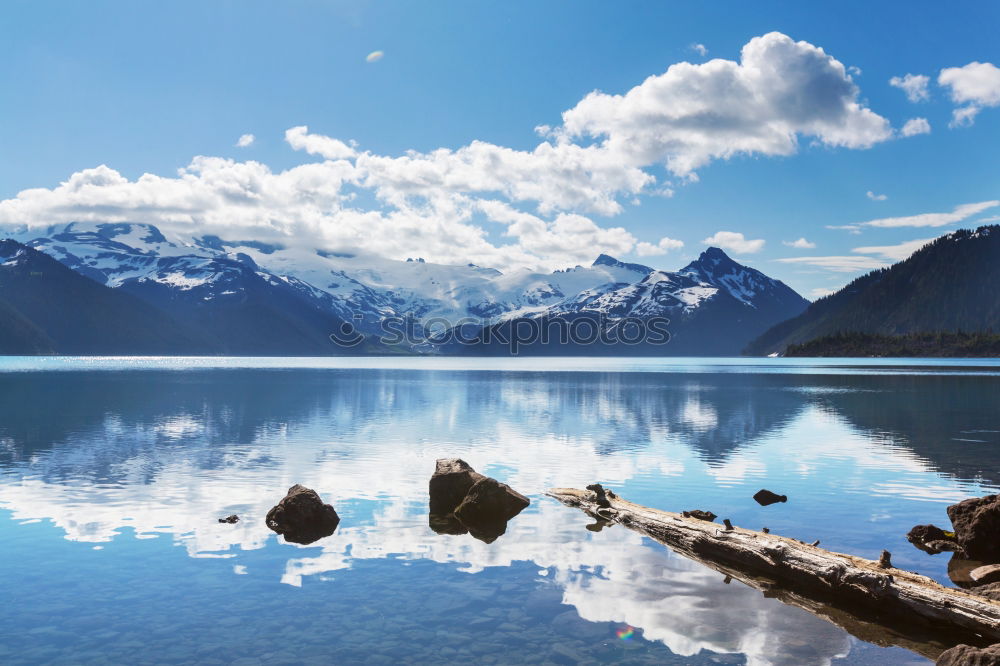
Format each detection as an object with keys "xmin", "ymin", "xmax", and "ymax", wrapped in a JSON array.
[{"xmin": 547, "ymin": 485, "xmax": 1000, "ymax": 660}]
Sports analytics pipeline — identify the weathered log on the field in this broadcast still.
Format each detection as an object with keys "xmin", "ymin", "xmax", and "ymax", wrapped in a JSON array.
[{"xmin": 547, "ymin": 486, "xmax": 1000, "ymax": 659}]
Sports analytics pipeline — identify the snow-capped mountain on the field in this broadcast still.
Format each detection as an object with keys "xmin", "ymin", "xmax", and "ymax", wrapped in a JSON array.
[{"xmin": 6, "ymin": 222, "xmax": 808, "ymax": 355}]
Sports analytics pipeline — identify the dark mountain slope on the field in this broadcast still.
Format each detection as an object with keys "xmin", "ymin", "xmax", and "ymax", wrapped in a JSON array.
[
  {"xmin": 0, "ymin": 240, "xmax": 209, "ymax": 354},
  {"xmin": 746, "ymin": 225, "xmax": 1000, "ymax": 355},
  {"xmin": 115, "ymin": 254, "xmax": 369, "ymax": 355}
]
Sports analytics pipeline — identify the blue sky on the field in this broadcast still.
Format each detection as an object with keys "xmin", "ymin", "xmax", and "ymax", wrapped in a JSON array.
[{"xmin": 2, "ymin": 0, "xmax": 998, "ymax": 298}]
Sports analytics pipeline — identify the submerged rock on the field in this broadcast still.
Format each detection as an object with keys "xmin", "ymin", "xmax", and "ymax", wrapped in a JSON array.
[
  {"xmin": 753, "ymin": 489, "xmax": 787, "ymax": 506},
  {"xmin": 428, "ymin": 512, "xmax": 468, "ymax": 536},
  {"xmin": 947, "ymin": 495, "xmax": 1000, "ymax": 562},
  {"xmin": 265, "ymin": 484, "xmax": 340, "ymax": 545},
  {"xmin": 429, "ymin": 458, "xmax": 486, "ymax": 515},
  {"xmin": 218, "ymin": 514, "xmax": 240, "ymax": 524},
  {"xmin": 682, "ymin": 510, "xmax": 717, "ymax": 522},
  {"xmin": 936, "ymin": 643, "xmax": 1000, "ymax": 665}
]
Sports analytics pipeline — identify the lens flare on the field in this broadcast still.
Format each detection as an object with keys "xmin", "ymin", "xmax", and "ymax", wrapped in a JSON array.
[
  {"xmin": 616, "ymin": 625, "xmax": 634, "ymax": 640},
  {"xmin": 366, "ymin": 50, "xmax": 384, "ymax": 63}
]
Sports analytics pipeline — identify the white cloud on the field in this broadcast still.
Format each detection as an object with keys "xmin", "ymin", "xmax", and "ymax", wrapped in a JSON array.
[
  {"xmin": 0, "ymin": 33, "xmax": 897, "ymax": 272},
  {"xmin": 825, "ymin": 224, "xmax": 862, "ymax": 234},
  {"xmin": 558, "ymin": 31, "xmax": 892, "ymax": 178},
  {"xmin": 865, "ymin": 190, "xmax": 887, "ymax": 201},
  {"xmin": 855, "ymin": 200, "xmax": 1000, "ymax": 228},
  {"xmin": 851, "ymin": 236, "xmax": 937, "ymax": 261},
  {"xmin": 284, "ymin": 125, "xmax": 357, "ymax": 159},
  {"xmin": 782, "ymin": 237, "xmax": 816, "ymax": 249},
  {"xmin": 635, "ymin": 236, "xmax": 684, "ymax": 256},
  {"xmin": 950, "ymin": 105, "xmax": 981, "ymax": 128},
  {"xmin": 235, "ymin": 133, "xmax": 255, "ymax": 148},
  {"xmin": 775, "ymin": 255, "xmax": 889, "ymax": 272},
  {"xmin": 702, "ymin": 231, "xmax": 765, "ymax": 254},
  {"xmin": 900, "ymin": 117, "xmax": 931, "ymax": 136},
  {"xmin": 690, "ymin": 43, "xmax": 708, "ymax": 57},
  {"xmin": 939, "ymin": 62, "xmax": 1000, "ymax": 127},
  {"xmin": 366, "ymin": 50, "xmax": 384, "ymax": 63},
  {"xmin": 889, "ymin": 73, "xmax": 930, "ymax": 102},
  {"xmin": 809, "ymin": 287, "xmax": 836, "ymax": 299}
]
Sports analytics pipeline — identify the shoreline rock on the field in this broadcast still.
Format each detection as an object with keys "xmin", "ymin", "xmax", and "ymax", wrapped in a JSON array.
[
  {"xmin": 936, "ymin": 643, "xmax": 1000, "ymax": 665},
  {"xmin": 947, "ymin": 495, "xmax": 1000, "ymax": 562}
]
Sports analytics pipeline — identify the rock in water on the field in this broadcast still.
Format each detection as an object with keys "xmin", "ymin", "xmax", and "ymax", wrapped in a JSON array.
[
  {"xmin": 936, "ymin": 643, "xmax": 1000, "ymax": 665},
  {"xmin": 429, "ymin": 458, "xmax": 486, "ymax": 515},
  {"xmin": 907, "ymin": 523, "xmax": 962, "ymax": 554},
  {"xmin": 753, "ymin": 489, "xmax": 787, "ymax": 506},
  {"xmin": 265, "ymin": 484, "xmax": 340, "ymax": 545},
  {"xmin": 947, "ymin": 495, "xmax": 1000, "ymax": 562},
  {"xmin": 455, "ymin": 477, "xmax": 530, "ymax": 526},
  {"xmin": 218, "ymin": 514, "xmax": 239, "ymax": 524},
  {"xmin": 908, "ymin": 523, "xmax": 950, "ymax": 543}
]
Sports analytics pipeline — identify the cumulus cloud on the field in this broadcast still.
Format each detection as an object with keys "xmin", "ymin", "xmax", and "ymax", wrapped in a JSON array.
[
  {"xmin": 775, "ymin": 255, "xmax": 889, "ymax": 272},
  {"xmin": 809, "ymin": 287, "xmax": 836, "ymax": 299},
  {"xmin": 900, "ymin": 117, "xmax": 931, "ymax": 136},
  {"xmin": 702, "ymin": 231, "xmax": 765, "ymax": 254},
  {"xmin": 635, "ymin": 236, "xmax": 684, "ymax": 256},
  {"xmin": 889, "ymin": 73, "xmax": 930, "ymax": 102},
  {"xmin": 284, "ymin": 125, "xmax": 356, "ymax": 159},
  {"xmin": 866, "ymin": 190, "xmax": 887, "ymax": 201},
  {"xmin": 690, "ymin": 43, "xmax": 708, "ymax": 57},
  {"xmin": 939, "ymin": 62, "xmax": 1000, "ymax": 127},
  {"xmin": 235, "ymin": 133, "xmax": 255, "ymax": 148},
  {"xmin": 855, "ymin": 200, "xmax": 1000, "ymax": 228},
  {"xmin": 559, "ymin": 32, "xmax": 892, "ymax": 179},
  {"xmin": 0, "ymin": 33, "xmax": 897, "ymax": 272},
  {"xmin": 782, "ymin": 237, "xmax": 816, "ymax": 249},
  {"xmin": 852, "ymin": 236, "xmax": 937, "ymax": 261}
]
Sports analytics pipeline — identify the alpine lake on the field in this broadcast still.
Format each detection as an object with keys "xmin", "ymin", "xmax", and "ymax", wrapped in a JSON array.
[{"xmin": 1, "ymin": 356, "xmax": 998, "ymax": 665}]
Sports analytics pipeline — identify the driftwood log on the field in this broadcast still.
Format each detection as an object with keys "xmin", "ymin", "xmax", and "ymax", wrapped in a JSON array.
[{"xmin": 547, "ymin": 486, "xmax": 1000, "ymax": 660}]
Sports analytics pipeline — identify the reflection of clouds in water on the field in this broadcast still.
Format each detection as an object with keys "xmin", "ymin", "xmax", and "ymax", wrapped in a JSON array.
[
  {"xmin": 2, "ymin": 369, "xmax": 997, "ymax": 665},
  {"xmin": 282, "ymin": 500, "xmax": 851, "ymax": 666}
]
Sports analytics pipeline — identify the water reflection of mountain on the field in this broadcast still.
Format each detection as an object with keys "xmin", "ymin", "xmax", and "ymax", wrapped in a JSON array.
[
  {"xmin": 2, "ymin": 365, "xmax": 996, "ymax": 665},
  {"xmin": 800, "ymin": 374, "xmax": 1000, "ymax": 487},
  {"xmin": 0, "ymin": 369, "xmax": 809, "ymax": 473},
  {"xmin": 2, "ymin": 368, "xmax": 998, "ymax": 488}
]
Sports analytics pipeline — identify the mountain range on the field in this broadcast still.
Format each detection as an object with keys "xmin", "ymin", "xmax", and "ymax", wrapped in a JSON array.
[
  {"xmin": 0, "ymin": 222, "xmax": 809, "ymax": 356},
  {"xmin": 746, "ymin": 225, "xmax": 1000, "ymax": 356}
]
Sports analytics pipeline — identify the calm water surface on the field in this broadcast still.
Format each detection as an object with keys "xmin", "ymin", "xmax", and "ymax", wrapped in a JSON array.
[{"xmin": 1, "ymin": 357, "xmax": 999, "ymax": 665}]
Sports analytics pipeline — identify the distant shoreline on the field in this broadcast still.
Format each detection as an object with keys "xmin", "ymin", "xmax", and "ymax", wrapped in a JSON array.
[{"xmin": 784, "ymin": 332, "xmax": 1000, "ymax": 358}]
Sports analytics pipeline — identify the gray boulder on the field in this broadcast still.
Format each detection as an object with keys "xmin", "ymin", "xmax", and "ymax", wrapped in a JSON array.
[
  {"xmin": 947, "ymin": 495, "xmax": 1000, "ymax": 562},
  {"xmin": 936, "ymin": 643, "xmax": 1000, "ymax": 665},
  {"xmin": 265, "ymin": 484, "xmax": 340, "ymax": 545}
]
